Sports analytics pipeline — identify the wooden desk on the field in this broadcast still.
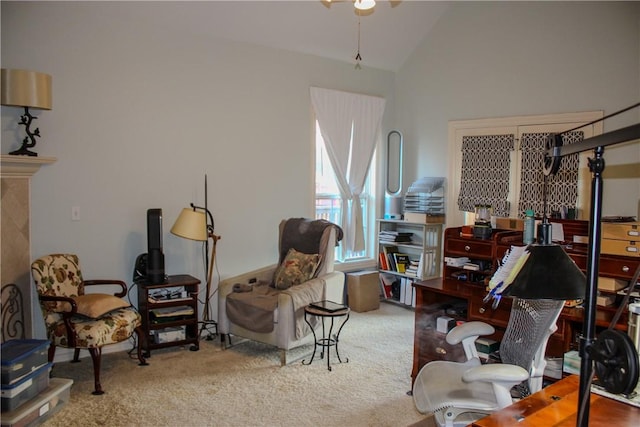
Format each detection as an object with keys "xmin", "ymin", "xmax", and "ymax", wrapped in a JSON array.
[{"xmin": 472, "ymin": 375, "xmax": 640, "ymax": 426}]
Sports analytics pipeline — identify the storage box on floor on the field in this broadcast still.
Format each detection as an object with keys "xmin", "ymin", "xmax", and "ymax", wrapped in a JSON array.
[
  {"xmin": 1, "ymin": 379, "xmax": 72, "ymax": 427},
  {"xmin": 346, "ymin": 270, "xmax": 380, "ymax": 312},
  {"xmin": 1, "ymin": 340, "xmax": 49, "ymax": 386},
  {"xmin": 1, "ymin": 339, "xmax": 72, "ymax": 426}
]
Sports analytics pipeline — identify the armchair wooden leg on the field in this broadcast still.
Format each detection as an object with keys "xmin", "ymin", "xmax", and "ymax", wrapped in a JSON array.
[
  {"xmin": 72, "ymin": 348, "xmax": 81, "ymax": 363},
  {"xmin": 88, "ymin": 347, "xmax": 104, "ymax": 395},
  {"xmin": 134, "ymin": 326, "xmax": 148, "ymax": 366},
  {"xmin": 280, "ymin": 349, "xmax": 286, "ymax": 367},
  {"xmin": 47, "ymin": 343, "xmax": 56, "ymax": 363}
]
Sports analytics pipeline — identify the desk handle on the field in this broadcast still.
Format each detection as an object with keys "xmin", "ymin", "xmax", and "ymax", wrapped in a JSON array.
[
  {"xmin": 464, "ymin": 245, "xmax": 471, "ymax": 252},
  {"xmin": 623, "ymin": 265, "xmax": 630, "ymax": 273}
]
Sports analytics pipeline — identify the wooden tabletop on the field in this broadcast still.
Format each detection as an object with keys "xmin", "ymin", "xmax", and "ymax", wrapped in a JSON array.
[
  {"xmin": 304, "ymin": 305, "xmax": 349, "ymax": 317},
  {"xmin": 472, "ymin": 375, "xmax": 640, "ymax": 426}
]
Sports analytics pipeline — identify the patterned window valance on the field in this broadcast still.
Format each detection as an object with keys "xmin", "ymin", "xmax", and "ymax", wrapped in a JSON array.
[
  {"xmin": 517, "ymin": 131, "xmax": 583, "ymax": 218},
  {"xmin": 457, "ymin": 134, "xmax": 515, "ymax": 217}
]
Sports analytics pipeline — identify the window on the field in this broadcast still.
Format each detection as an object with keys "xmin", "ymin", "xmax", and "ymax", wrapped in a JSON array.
[
  {"xmin": 315, "ymin": 121, "xmax": 376, "ymax": 262},
  {"xmin": 448, "ymin": 111, "xmax": 604, "ymax": 226}
]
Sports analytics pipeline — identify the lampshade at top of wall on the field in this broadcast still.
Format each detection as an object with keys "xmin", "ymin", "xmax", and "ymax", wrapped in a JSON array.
[
  {"xmin": 1, "ymin": 69, "xmax": 52, "ymax": 109},
  {"xmin": 500, "ymin": 244, "xmax": 586, "ymax": 300},
  {"xmin": 171, "ymin": 208, "xmax": 207, "ymax": 242}
]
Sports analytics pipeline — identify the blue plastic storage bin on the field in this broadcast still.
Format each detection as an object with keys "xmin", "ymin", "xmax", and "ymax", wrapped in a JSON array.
[{"xmin": 1, "ymin": 340, "xmax": 50, "ymax": 386}]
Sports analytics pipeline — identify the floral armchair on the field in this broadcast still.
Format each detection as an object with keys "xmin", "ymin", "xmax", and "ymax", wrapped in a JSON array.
[{"xmin": 31, "ymin": 253, "xmax": 147, "ymax": 395}]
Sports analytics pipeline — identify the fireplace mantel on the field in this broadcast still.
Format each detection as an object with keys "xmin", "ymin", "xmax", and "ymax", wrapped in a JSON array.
[
  {"xmin": 1, "ymin": 154, "xmax": 57, "ymax": 177},
  {"xmin": 1, "ymin": 153, "xmax": 56, "ymax": 340}
]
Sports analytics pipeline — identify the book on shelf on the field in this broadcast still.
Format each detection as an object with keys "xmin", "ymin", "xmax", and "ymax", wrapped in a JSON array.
[
  {"xmin": 379, "ymin": 273, "xmax": 396, "ymax": 299},
  {"xmin": 403, "ymin": 278, "xmax": 413, "ymax": 306},
  {"xmin": 379, "ymin": 231, "xmax": 413, "ymax": 243},
  {"xmin": 383, "ymin": 246, "xmax": 400, "ymax": 271},
  {"xmin": 392, "ymin": 253, "xmax": 410, "ymax": 273},
  {"xmin": 378, "ymin": 252, "xmax": 389, "ymax": 270},
  {"xmin": 150, "ymin": 305, "xmax": 194, "ymax": 318}
]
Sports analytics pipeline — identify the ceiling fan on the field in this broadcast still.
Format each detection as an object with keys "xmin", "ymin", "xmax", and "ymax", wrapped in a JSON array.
[{"xmin": 322, "ymin": 0, "xmax": 402, "ymax": 12}]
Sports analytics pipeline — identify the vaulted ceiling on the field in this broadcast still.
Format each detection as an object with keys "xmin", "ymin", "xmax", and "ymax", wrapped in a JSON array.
[{"xmin": 123, "ymin": 1, "xmax": 450, "ymax": 72}]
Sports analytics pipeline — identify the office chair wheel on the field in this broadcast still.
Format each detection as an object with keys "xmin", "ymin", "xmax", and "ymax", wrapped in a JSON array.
[{"xmin": 592, "ymin": 329, "xmax": 639, "ymax": 395}]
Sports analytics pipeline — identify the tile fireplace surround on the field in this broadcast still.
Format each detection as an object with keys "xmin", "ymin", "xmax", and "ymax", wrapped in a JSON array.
[{"xmin": 1, "ymin": 154, "xmax": 56, "ymax": 341}]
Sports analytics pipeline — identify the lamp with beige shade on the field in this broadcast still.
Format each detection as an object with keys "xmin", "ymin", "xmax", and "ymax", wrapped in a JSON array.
[{"xmin": 1, "ymin": 68, "xmax": 52, "ymax": 156}]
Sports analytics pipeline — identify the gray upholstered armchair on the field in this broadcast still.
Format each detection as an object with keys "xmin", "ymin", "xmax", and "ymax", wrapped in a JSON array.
[{"xmin": 218, "ymin": 218, "xmax": 345, "ymax": 365}]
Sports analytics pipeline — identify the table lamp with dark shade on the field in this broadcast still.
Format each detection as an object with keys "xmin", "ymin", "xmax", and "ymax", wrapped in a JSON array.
[
  {"xmin": 500, "ymin": 222, "xmax": 586, "ymax": 301},
  {"xmin": 1, "ymin": 68, "xmax": 52, "ymax": 156}
]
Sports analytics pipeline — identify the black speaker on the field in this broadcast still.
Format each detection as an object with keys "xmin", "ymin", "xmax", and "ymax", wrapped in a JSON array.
[{"xmin": 146, "ymin": 208, "xmax": 165, "ymax": 283}]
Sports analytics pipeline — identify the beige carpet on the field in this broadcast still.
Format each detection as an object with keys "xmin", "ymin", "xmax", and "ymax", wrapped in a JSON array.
[{"xmin": 42, "ymin": 302, "xmax": 435, "ymax": 427}]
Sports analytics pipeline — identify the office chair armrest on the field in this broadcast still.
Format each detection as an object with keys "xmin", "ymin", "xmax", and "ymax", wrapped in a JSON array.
[
  {"xmin": 447, "ymin": 321, "xmax": 495, "ymax": 360},
  {"xmin": 83, "ymin": 279, "xmax": 128, "ymax": 297},
  {"xmin": 462, "ymin": 363, "xmax": 529, "ymax": 384},
  {"xmin": 462, "ymin": 363, "xmax": 530, "ymax": 408}
]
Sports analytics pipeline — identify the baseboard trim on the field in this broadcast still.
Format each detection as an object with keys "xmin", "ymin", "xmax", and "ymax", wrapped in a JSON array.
[{"xmin": 52, "ymin": 341, "xmax": 134, "ymax": 363}]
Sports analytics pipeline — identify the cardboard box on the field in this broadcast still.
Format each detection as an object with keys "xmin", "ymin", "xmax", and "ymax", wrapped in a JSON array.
[
  {"xmin": 436, "ymin": 316, "xmax": 456, "ymax": 333},
  {"xmin": 347, "ymin": 271, "xmax": 380, "ymax": 313},
  {"xmin": 596, "ymin": 294, "xmax": 616, "ymax": 307},
  {"xmin": 602, "ymin": 221, "xmax": 640, "ymax": 240},
  {"xmin": 601, "ymin": 221, "xmax": 640, "ymax": 257},
  {"xmin": 495, "ymin": 217, "xmax": 524, "ymax": 231},
  {"xmin": 403, "ymin": 212, "xmax": 445, "ymax": 224},
  {"xmin": 598, "ymin": 276, "xmax": 628, "ymax": 291},
  {"xmin": 601, "ymin": 239, "xmax": 639, "ymax": 257}
]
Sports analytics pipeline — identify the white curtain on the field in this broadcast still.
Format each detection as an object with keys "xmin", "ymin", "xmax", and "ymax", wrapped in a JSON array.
[{"xmin": 310, "ymin": 87, "xmax": 386, "ymax": 253}]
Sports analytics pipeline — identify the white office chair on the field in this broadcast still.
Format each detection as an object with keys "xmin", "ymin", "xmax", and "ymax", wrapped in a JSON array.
[{"xmin": 412, "ymin": 298, "xmax": 564, "ymax": 427}]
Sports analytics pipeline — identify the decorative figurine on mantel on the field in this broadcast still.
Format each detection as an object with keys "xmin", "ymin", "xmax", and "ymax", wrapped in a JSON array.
[{"xmin": 1, "ymin": 69, "xmax": 52, "ymax": 156}]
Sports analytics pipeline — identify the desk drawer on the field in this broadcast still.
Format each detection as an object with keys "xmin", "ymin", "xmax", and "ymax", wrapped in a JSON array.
[
  {"xmin": 601, "ymin": 239, "xmax": 639, "ymax": 258},
  {"xmin": 446, "ymin": 239, "xmax": 493, "ymax": 258},
  {"xmin": 468, "ymin": 299, "xmax": 511, "ymax": 329},
  {"xmin": 602, "ymin": 222, "xmax": 640, "ymax": 240},
  {"xmin": 599, "ymin": 256, "xmax": 639, "ymax": 279}
]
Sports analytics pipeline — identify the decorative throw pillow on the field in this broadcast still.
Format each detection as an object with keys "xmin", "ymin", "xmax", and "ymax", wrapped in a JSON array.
[
  {"xmin": 64, "ymin": 294, "xmax": 131, "ymax": 318},
  {"xmin": 273, "ymin": 248, "xmax": 321, "ymax": 290}
]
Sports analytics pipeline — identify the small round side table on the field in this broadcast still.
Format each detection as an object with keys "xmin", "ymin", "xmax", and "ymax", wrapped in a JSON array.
[{"xmin": 302, "ymin": 304, "xmax": 350, "ymax": 371}]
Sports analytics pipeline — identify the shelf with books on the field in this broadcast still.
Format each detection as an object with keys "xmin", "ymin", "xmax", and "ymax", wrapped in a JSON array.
[
  {"xmin": 377, "ymin": 219, "xmax": 443, "ymax": 281},
  {"xmin": 377, "ymin": 220, "xmax": 444, "ymax": 309}
]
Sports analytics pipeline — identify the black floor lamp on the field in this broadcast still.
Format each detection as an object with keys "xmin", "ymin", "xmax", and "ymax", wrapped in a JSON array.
[
  {"xmin": 502, "ymin": 103, "xmax": 640, "ymax": 426},
  {"xmin": 171, "ymin": 175, "xmax": 220, "ymax": 340}
]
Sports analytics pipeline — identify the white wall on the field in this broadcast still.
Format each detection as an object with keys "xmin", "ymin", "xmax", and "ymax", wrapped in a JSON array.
[
  {"xmin": 1, "ymin": 1, "xmax": 395, "ymax": 337},
  {"xmin": 395, "ymin": 1, "xmax": 640, "ymax": 221}
]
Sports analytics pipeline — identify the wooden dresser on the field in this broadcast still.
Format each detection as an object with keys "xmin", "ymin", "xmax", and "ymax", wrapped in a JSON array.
[{"xmin": 411, "ymin": 221, "xmax": 639, "ymax": 385}]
